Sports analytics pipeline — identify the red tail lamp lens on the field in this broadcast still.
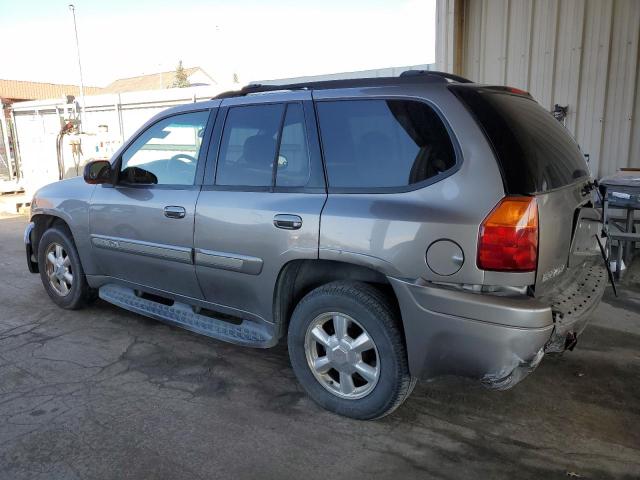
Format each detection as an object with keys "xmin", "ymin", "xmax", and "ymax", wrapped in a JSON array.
[
  {"xmin": 477, "ymin": 196, "xmax": 538, "ymax": 272},
  {"xmin": 507, "ymin": 87, "xmax": 530, "ymax": 96}
]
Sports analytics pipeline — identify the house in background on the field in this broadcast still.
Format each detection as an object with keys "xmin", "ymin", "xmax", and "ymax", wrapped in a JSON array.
[{"xmin": 103, "ymin": 67, "xmax": 216, "ymax": 93}]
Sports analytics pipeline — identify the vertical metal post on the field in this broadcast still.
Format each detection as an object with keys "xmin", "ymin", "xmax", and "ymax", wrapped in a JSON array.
[
  {"xmin": 0, "ymin": 107, "xmax": 13, "ymax": 179},
  {"xmin": 116, "ymin": 94, "xmax": 124, "ymax": 143},
  {"xmin": 69, "ymin": 4, "xmax": 86, "ymax": 130},
  {"xmin": 624, "ymin": 207, "xmax": 634, "ymax": 270},
  {"xmin": 9, "ymin": 109, "xmax": 21, "ymax": 181}
]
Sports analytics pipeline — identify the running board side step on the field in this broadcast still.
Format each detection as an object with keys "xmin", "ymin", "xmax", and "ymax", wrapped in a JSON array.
[{"xmin": 99, "ymin": 284, "xmax": 275, "ymax": 348}]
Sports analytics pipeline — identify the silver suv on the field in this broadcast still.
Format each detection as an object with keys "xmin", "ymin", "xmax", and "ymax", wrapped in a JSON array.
[{"xmin": 25, "ymin": 72, "xmax": 607, "ymax": 419}]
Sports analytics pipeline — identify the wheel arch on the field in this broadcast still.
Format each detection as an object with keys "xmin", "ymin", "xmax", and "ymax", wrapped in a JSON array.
[
  {"xmin": 30, "ymin": 212, "xmax": 99, "ymax": 277},
  {"xmin": 31, "ymin": 213, "xmax": 74, "ymax": 257},
  {"xmin": 273, "ymin": 259, "xmax": 404, "ymax": 341}
]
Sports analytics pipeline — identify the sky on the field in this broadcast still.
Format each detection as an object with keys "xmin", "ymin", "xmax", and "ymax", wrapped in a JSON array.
[{"xmin": 0, "ymin": 0, "xmax": 436, "ymax": 88}]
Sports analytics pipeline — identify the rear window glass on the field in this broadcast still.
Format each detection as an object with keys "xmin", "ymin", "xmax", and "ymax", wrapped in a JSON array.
[
  {"xmin": 450, "ymin": 86, "xmax": 589, "ymax": 194},
  {"xmin": 316, "ymin": 99, "xmax": 456, "ymax": 189}
]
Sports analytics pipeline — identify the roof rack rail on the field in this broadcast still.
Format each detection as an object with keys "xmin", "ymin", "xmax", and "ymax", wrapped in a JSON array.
[
  {"xmin": 213, "ymin": 83, "xmax": 301, "ymax": 99},
  {"xmin": 400, "ymin": 70, "xmax": 473, "ymax": 83},
  {"xmin": 212, "ymin": 70, "xmax": 473, "ymax": 99}
]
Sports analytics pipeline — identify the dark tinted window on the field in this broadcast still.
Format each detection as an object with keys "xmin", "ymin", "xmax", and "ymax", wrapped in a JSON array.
[
  {"xmin": 216, "ymin": 103, "xmax": 313, "ymax": 188},
  {"xmin": 216, "ymin": 104, "xmax": 284, "ymax": 187},
  {"xmin": 450, "ymin": 86, "xmax": 589, "ymax": 194},
  {"xmin": 316, "ymin": 99, "xmax": 456, "ymax": 189},
  {"xmin": 276, "ymin": 103, "xmax": 311, "ymax": 187}
]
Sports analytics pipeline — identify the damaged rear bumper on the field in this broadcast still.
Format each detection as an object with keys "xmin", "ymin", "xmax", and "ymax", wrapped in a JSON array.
[
  {"xmin": 389, "ymin": 277, "xmax": 555, "ymax": 389},
  {"xmin": 389, "ymin": 263, "xmax": 606, "ymax": 389}
]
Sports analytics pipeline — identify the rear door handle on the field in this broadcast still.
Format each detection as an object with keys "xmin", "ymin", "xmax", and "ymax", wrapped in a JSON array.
[
  {"xmin": 273, "ymin": 214, "xmax": 302, "ymax": 230},
  {"xmin": 164, "ymin": 206, "xmax": 186, "ymax": 219}
]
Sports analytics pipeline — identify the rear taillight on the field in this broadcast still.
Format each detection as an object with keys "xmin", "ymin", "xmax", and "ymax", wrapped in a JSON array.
[
  {"xmin": 477, "ymin": 196, "xmax": 538, "ymax": 272},
  {"xmin": 506, "ymin": 87, "xmax": 530, "ymax": 96}
]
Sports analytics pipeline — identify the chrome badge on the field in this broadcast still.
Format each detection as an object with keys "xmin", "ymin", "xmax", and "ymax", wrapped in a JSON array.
[{"xmin": 542, "ymin": 264, "xmax": 566, "ymax": 282}]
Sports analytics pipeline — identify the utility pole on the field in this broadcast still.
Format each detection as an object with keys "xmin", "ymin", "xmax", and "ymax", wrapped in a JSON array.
[{"xmin": 68, "ymin": 4, "xmax": 85, "ymax": 130}]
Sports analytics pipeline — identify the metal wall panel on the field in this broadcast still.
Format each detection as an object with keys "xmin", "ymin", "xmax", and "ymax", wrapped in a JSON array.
[
  {"xmin": 600, "ymin": 0, "xmax": 640, "ymax": 174},
  {"xmin": 439, "ymin": 0, "xmax": 640, "ymax": 178},
  {"xmin": 552, "ymin": 0, "xmax": 585, "ymax": 132},
  {"xmin": 463, "ymin": 0, "xmax": 484, "ymax": 80},
  {"xmin": 482, "ymin": 0, "xmax": 510, "ymax": 84},
  {"xmin": 436, "ymin": 0, "xmax": 456, "ymax": 73},
  {"xmin": 528, "ymin": 0, "xmax": 559, "ymax": 109},
  {"xmin": 506, "ymin": 0, "xmax": 534, "ymax": 89},
  {"xmin": 631, "ymin": 45, "xmax": 640, "ymax": 169},
  {"xmin": 574, "ymin": 0, "xmax": 614, "ymax": 176}
]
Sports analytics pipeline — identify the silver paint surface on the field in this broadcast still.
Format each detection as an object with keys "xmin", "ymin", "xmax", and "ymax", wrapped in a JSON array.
[{"xmin": 27, "ymin": 81, "xmax": 606, "ymax": 383}]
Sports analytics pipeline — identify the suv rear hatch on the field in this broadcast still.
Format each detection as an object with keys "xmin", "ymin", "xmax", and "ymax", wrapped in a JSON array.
[{"xmin": 451, "ymin": 85, "xmax": 607, "ymax": 343}]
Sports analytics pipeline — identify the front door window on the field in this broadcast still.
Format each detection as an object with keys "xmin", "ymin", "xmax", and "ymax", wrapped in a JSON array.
[{"xmin": 120, "ymin": 111, "xmax": 209, "ymax": 186}]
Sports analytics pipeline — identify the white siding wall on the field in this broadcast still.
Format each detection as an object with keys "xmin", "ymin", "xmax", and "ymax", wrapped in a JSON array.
[
  {"xmin": 12, "ymin": 86, "xmax": 222, "ymax": 191},
  {"xmin": 438, "ymin": 0, "xmax": 640, "ymax": 178}
]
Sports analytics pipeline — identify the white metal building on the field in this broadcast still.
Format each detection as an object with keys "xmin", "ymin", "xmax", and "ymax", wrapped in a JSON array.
[
  {"xmin": 436, "ymin": 0, "xmax": 640, "ymax": 178},
  {"xmin": 10, "ymin": 86, "xmax": 223, "ymax": 191}
]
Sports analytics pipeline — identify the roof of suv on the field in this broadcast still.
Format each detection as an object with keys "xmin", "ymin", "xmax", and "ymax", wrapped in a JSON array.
[
  {"xmin": 157, "ymin": 71, "xmax": 476, "ymax": 117},
  {"xmin": 212, "ymin": 70, "xmax": 474, "ymax": 100}
]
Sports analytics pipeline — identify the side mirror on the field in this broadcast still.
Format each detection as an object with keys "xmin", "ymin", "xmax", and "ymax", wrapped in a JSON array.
[
  {"xmin": 83, "ymin": 160, "xmax": 112, "ymax": 184},
  {"xmin": 120, "ymin": 166, "xmax": 158, "ymax": 185}
]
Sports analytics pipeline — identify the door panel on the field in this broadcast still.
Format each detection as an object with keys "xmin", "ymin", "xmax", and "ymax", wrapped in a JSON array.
[
  {"xmin": 193, "ymin": 93, "xmax": 326, "ymax": 322},
  {"xmin": 194, "ymin": 191, "xmax": 325, "ymax": 319},
  {"xmin": 89, "ymin": 109, "xmax": 214, "ymax": 298},
  {"xmin": 90, "ymin": 186, "xmax": 203, "ymax": 297}
]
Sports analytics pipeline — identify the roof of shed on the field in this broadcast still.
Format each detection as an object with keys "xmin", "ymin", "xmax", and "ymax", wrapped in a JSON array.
[
  {"xmin": 103, "ymin": 67, "xmax": 213, "ymax": 93},
  {"xmin": 0, "ymin": 79, "xmax": 103, "ymax": 101}
]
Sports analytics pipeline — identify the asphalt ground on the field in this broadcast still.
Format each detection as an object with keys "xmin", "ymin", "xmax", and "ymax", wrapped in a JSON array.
[{"xmin": 1, "ymin": 214, "xmax": 639, "ymax": 479}]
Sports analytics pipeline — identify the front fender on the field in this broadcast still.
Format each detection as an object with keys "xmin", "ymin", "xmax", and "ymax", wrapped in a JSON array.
[{"xmin": 30, "ymin": 177, "xmax": 98, "ymax": 275}]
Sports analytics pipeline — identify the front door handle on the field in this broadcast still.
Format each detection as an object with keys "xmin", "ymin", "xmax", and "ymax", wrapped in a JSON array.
[
  {"xmin": 273, "ymin": 214, "xmax": 302, "ymax": 230},
  {"xmin": 164, "ymin": 206, "xmax": 186, "ymax": 219}
]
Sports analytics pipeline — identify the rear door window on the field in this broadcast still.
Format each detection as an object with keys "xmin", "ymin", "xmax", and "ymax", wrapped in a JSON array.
[
  {"xmin": 216, "ymin": 104, "xmax": 284, "ymax": 187},
  {"xmin": 315, "ymin": 99, "xmax": 456, "ymax": 190},
  {"xmin": 216, "ymin": 103, "xmax": 313, "ymax": 188},
  {"xmin": 450, "ymin": 86, "xmax": 589, "ymax": 194}
]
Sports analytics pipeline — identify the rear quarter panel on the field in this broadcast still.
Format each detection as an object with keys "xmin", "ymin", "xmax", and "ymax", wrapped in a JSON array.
[{"xmin": 316, "ymin": 84, "xmax": 507, "ymax": 285}]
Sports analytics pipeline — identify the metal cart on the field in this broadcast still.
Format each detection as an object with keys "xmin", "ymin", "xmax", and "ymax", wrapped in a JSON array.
[{"xmin": 600, "ymin": 170, "xmax": 640, "ymax": 279}]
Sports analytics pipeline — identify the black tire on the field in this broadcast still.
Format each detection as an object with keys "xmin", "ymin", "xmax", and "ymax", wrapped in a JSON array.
[
  {"xmin": 37, "ymin": 225, "xmax": 96, "ymax": 310},
  {"xmin": 288, "ymin": 281, "xmax": 416, "ymax": 420}
]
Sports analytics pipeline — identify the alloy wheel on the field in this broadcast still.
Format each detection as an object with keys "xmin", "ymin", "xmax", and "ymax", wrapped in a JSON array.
[
  {"xmin": 45, "ymin": 242, "xmax": 73, "ymax": 296},
  {"xmin": 304, "ymin": 312, "xmax": 380, "ymax": 399}
]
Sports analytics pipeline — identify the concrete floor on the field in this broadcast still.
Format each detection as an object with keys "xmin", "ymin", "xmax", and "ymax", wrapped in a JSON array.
[{"xmin": 1, "ymin": 214, "xmax": 639, "ymax": 480}]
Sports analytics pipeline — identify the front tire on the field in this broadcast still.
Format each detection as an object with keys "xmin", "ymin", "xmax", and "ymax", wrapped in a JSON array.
[
  {"xmin": 37, "ymin": 226, "xmax": 96, "ymax": 310},
  {"xmin": 288, "ymin": 281, "xmax": 416, "ymax": 419}
]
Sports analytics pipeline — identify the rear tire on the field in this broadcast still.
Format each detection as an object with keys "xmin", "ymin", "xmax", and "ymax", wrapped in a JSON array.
[
  {"xmin": 37, "ymin": 226, "xmax": 96, "ymax": 310},
  {"xmin": 288, "ymin": 281, "xmax": 416, "ymax": 419}
]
